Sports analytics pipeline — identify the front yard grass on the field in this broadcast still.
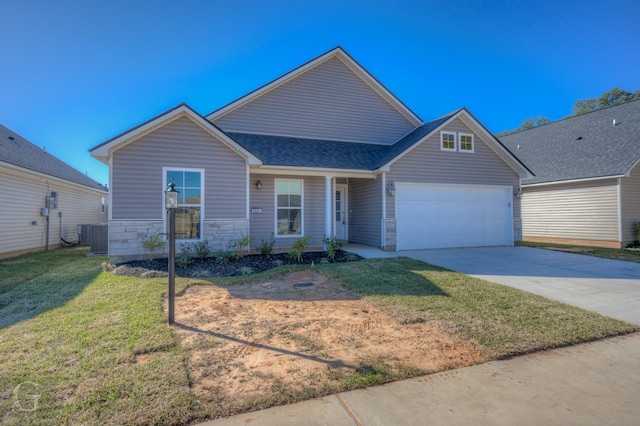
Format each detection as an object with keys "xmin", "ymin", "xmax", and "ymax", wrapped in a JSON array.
[
  {"xmin": 520, "ymin": 240, "xmax": 640, "ymax": 263},
  {"xmin": 0, "ymin": 248, "xmax": 636, "ymax": 424}
]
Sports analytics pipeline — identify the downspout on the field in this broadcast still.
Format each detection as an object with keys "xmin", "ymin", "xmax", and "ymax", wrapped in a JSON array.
[
  {"xmin": 381, "ymin": 172, "xmax": 386, "ymax": 249},
  {"xmin": 617, "ymin": 178, "xmax": 623, "ymax": 244}
]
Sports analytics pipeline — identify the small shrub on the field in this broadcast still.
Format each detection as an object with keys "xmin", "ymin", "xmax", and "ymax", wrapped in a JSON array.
[
  {"xmin": 141, "ymin": 233, "xmax": 166, "ymax": 261},
  {"xmin": 238, "ymin": 266, "xmax": 254, "ymax": 276},
  {"xmin": 192, "ymin": 239, "xmax": 211, "ymax": 260},
  {"xmin": 288, "ymin": 236, "xmax": 309, "ymax": 263},
  {"xmin": 323, "ymin": 235, "xmax": 343, "ymax": 260},
  {"xmin": 191, "ymin": 269, "xmax": 212, "ymax": 279},
  {"xmin": 176, "ymin": 245, "xmax": 192, "ymax": 268},
  {"xmin": 288, "ymin": 248, "xmax": 303, "ymax": 263},
  {"xmin": 346, "ymin": 253, "xmax": 360, "ymax": 262},
  {"xmin": 272, "ymin": 259, "xmax": 284, "ymax": 267},
  {"xmin": 216, "ymin": 250, "xmax": 234, "ymax": 265},
  {"xmin": 256, "ymin": 238, "xmax": 275, "ymax": 256},
  {"xmin": 235, "ymin": 233, "xmax": 253, "ymax": 255}
]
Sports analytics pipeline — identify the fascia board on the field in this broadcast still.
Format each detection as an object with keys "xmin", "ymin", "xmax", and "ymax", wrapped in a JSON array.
[
  {"xmin": 90, "ymin": 105, "xmax": 261, "ymax": 165},
  {"xmin": 522, "ymin": 175, "xmax": 624, "ymax": 188}
]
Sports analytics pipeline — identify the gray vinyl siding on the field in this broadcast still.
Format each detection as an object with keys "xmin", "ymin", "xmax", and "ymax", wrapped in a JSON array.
[
  {"xmin": 521, "ymin": 180, "xmax": 619, "ymax": 242},
  {"xmin": 111, "ymin": 117, "xmax": 246, "ymax": 220},
  {"xmin": 0, "ymin": 165, "xmax": 107, "ymax": 257},
  {"xmin": 249, "ymin": 174, "xmax": 326, "ymax": 247},
  {"xmin": 349, "ymin": 178, "xmax": 382, "ymax": 247},
  {"xmin": 621, "ymin": 164, "xmax": 640, "ymax": 243},
  {"xmin": 213, "ymin": 57, "xmax": 416, "ymax": 144},
  {"xmin": 386, "ymin": 118, "xmax": 520, "ymax": 220}
]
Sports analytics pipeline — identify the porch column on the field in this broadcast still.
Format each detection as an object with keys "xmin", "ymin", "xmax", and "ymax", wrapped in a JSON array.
[{"xmin": 325, "ymin": 176, "xmax": 332, "ymax": 239}]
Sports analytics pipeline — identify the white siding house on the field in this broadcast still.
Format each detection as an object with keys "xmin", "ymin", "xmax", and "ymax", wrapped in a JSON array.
[{"xmin": 0, "ymin": 124, "xmax": 108, "ymax": 258}]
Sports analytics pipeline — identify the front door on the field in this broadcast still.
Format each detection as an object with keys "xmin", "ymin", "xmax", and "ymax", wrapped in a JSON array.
[{"xmin": 335, "ymin": 186, "xmax": 347, "ymax": 240}]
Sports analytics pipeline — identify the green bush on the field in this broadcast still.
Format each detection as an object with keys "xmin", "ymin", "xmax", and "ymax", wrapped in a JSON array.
[
  {"xmin": 192, "ymin": 239, "xmax": 211, "ymax": 259},
  {"xmin": 256, "ymin": 238, "xmax": 275, "ymax": 256},
  {"xmin": 323, "ymin": 235, "xmax": 343, "ymax": 260},
  {"xmin": 176, "ymin": 245, "xmax": 192, "ymax": 267},
  {"xmin": 141, "ymin": 233, "xmax": 166, "ymax": 261},
  {"xmin": 288, "ymin": 236, "xmax": 309, "ymax": 263},
  {"xmin": 216, "ymin": 250, "xmax": 234, "ymax": 265}
]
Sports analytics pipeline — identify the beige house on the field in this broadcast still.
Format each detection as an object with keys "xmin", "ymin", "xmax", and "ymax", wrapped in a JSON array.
[
  {"xmin": 0, "ymin": 124, "xmax": 108, "ymax": 258},
  {"xmin": 90, "ymin": 47, "xmax": 530, "ymax": 263},
  {"xmin": 501, "ymin": 99, "xmax": 640, "ymax": 248}
]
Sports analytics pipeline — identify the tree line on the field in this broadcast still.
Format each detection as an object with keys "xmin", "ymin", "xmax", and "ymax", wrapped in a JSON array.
[{"xmin": 496, "ymin": 87, "xmax": 640, "ymax": 137}]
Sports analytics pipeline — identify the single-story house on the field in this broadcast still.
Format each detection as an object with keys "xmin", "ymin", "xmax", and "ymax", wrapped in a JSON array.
[
  {"xmin": 501, "ymin": 99, "xmax": 640, "ymax": 248},
  {"xmin": 90, "ymin": 47, "xmax": 531, "ymax": 263},
  {"xmin": 0, "ymin": 124, "xmax": 108, "ymax": 258}
]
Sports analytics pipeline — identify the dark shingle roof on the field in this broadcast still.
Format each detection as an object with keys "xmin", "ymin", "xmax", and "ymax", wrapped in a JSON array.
[
  {"xmin": 228, "ymin": 112, "xmax": 457, "ymax": 170},
  {"xmin": 500, "ymin": 100, "xmax": 640, "ymax": 185},
  {"xmin": 0, "ymin": 124, "xmax": 107, "ymax": 191}
]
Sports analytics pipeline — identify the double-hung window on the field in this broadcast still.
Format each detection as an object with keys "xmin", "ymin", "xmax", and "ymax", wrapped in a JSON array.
[
  {"xmin": 165, "ymin": 168, "xmax": 203, "ymax": 240},
  {"xmin": 275, "ymin": 179, "xmax": 303, "ymax": 236}
]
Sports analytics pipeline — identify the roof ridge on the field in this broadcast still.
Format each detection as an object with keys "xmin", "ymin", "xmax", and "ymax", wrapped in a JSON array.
[{"xmin": 502, "ymin": 98, "xmax": 640, "ymax": 137}]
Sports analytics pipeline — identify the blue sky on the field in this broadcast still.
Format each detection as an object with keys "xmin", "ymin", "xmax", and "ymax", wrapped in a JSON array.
[{"xmin": 1, "ymin": 0, "xmax": 639, "ymax": 186}]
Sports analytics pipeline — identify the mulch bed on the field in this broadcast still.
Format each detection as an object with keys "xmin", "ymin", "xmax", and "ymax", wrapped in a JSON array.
[{"xmin": 107, "ymin": 250, "xmax": 361, "ymax": 279}]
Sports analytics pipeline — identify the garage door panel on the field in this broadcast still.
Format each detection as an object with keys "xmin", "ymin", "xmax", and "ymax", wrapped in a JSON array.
[{"xmin": 396, "ymin": 184, "xmax": 513, "ymax": 250}]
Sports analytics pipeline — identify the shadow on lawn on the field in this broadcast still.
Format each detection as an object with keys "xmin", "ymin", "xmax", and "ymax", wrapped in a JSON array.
[
  {"xmin": 0, "ymin": 264, "xmax": 101, "ymax": 329},
  {"xmin": 176, "ymin": 322, "xmax": 357, "ymax": 369}
]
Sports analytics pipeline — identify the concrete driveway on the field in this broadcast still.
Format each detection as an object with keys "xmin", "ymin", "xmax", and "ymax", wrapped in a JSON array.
[{"xmin": 399, "ymin": 246, "xmax": 640, "ymax": 326}]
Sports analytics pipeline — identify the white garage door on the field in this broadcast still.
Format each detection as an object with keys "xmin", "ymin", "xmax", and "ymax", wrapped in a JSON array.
[{"xmin": 396, "ymin": 183, "xmax": 513, "ymax": 250}]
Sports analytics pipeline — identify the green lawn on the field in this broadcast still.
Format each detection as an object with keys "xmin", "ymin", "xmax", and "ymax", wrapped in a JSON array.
[
  {"xmin": 520, "ymin": 240, "xmax": 640, "ymax": 263},
  {"xmin": 0, "ymin": 248, "xmax": 636, "ymax": 425}
]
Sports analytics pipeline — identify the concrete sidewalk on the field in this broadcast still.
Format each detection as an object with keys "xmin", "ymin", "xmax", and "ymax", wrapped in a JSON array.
[{"xmin": 201, "ymin": 333, "xmax": 640, "ymax": 425}]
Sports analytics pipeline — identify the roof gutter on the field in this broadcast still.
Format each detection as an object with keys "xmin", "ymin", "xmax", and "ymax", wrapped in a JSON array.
[{"xmin": 522, "ymin": 174, "xmax": 626, "ymax": 188}]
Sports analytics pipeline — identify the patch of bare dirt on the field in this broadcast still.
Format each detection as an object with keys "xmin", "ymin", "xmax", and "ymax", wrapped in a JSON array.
[{"xmin": 172, "ymin": 270, "xmax": 484, "ymax": 414}]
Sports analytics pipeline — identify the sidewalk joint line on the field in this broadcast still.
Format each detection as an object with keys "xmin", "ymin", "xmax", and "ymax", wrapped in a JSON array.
[{"xmin": 336, "ymin": 393, "xmax": 362, "ymax": 426}]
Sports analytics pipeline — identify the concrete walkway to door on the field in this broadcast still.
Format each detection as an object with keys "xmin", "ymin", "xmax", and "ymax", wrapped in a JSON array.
[{"xmin": 345, "ymin": 244, "xmax": 640, "ymax": 325}]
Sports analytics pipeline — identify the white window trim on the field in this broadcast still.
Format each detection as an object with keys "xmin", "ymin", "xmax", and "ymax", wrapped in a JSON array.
[
  {"xmin": 459, "ymin": 132, "xmax": 475, "ymax": 153},
  {"xmin": 162, "ymin": 167, "xmax": 205, "ymax": 242},
  {"xmin": 440, "ymin": 131, "xmax": 457, "ymax": 152},
  {"xmin": 274, "ymin": 178, "xmax": 304, "ymax": 238}
]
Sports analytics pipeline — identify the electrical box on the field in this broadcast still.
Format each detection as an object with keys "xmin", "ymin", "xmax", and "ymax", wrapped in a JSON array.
[{"xmin": 40, "ymin": 207, "xmax": 49, "ymax": 217}]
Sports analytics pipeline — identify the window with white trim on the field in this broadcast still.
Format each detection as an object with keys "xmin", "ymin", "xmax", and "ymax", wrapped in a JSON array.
[
  {"xmin": 441, "ymin": 131, "xmax": 456, "ymax": 151},
  {"xmin": 275, "ymin": 179, "xmax": 303, "ymax": 236},
  {"xmin": 459, "ymin": 133, "xmax": 474, "ymax": 152},
  {"xmin": 165, "ymin": 168, "xmax": 203, "ymax": 240}
]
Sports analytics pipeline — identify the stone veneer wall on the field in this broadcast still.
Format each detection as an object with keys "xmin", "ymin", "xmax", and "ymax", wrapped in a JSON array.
[
  {"xmin": 383, "ymin": 219, "xmax": 396, "ymax": 251},
  {"xmin": 109, "ymin": 219, "xmax": 250, "ymax": 264}
]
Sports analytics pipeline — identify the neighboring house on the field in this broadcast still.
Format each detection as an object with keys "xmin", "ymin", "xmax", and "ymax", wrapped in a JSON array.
[
  {"xmin": 90, "ymin": 47, "xmax": 530, "ymax": 263},
  {"xmin": 0, "ymin": 124, "xmax": 108, "ymax": 258},
  {"xmin": 501, "ymin": 99, "xmax": 640, "ymax": 248}
]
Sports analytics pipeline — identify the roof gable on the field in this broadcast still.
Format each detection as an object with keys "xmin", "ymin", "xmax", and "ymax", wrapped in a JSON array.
[
  {"xmin": 208, "ymin": 47, "xmax": 422, "ymax": 144},
  {"xmin": 501, "ymin": 99, "xmax": 640, "ymax": 185},
  {"xmin": 89, "ymin": 103, "xmax": 261, "ymax": 166},
  {"xmin": 1, "ymin": 124, "xmax": 107, "ymax": 191}
]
